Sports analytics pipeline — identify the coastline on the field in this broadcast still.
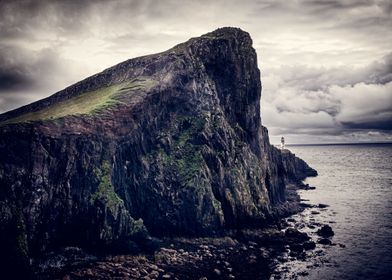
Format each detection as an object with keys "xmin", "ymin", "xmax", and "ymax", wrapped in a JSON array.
[
  {"xmin": 0, "ymin": 29, "xmax": 324, "ymax": 280},
  {"xmin": 36, "ymin": 180, "xmax": 332, "ymax": 280}
]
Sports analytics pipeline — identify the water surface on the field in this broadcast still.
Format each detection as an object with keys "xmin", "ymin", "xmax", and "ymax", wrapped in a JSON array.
[{"xmin": 274, "ymin": 144, "xmax": 392, "ymax": 280}]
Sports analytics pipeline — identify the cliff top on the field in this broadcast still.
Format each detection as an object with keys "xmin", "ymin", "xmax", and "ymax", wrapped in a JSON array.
[{"xmin": 0, "ymin": 27, "xmax": 253, "ymax": 126}]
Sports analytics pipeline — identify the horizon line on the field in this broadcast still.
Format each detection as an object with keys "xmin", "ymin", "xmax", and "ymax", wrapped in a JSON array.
[{"xmin": 278, "ymin": 142, "xmax": 392, "ymax": 146}]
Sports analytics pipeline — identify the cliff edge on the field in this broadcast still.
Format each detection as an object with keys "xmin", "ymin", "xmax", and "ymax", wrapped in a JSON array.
[{"xmin": 0, "ymin": 27, "xmax": 316, "ymax": 276}]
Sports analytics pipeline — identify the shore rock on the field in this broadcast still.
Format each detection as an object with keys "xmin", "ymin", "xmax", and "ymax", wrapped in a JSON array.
[
  {"xmin": 318, "ymin": 204, "xmax": 329, "ymax": 208},
  {"xmin": 318, "ymin": 238, "xmax": 332, "ymax": 245},
  {"xmin": 285, "ymin": 228, "xmax": 309, "ymax": 242},
  {"xmin": 303, "ymin": 241, "xmax": 316, "ymax": 250},
  {"xmin": 317, "ymin": 225, "xmax": 335, "ymax": 237}
]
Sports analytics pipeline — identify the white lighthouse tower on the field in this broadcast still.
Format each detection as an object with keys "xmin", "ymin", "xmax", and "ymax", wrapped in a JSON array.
[{"xmin": 280, "ymin": 136, "xmax": 285, "ymax": 150}]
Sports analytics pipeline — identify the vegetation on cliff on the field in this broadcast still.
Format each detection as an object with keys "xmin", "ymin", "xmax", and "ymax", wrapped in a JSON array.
[{"xmin": 0, "ymin": 77, "xmax": 156, "ymax": 125}]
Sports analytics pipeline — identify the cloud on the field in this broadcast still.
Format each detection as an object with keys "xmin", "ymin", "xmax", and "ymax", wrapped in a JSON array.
[
  {"xmin": 0, "ymin": 45, "xmax": 89, "ymax": 112},
  {"xmin": 0, "ymin": 0, "xmax": 391, "ymax": 143},
  {"xmin": 262, "ymin": 53, "xmax": 392, "ymax": 143},
  {"xmin": 331, "ymin": 82, "xmax": 392, "ymax": 130},
  {"xmin": 0, "ymin": 46, "xmax": 48, "ymax": 91}
]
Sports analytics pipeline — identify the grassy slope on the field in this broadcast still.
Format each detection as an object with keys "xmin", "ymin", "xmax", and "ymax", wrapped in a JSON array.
[{"xmin": 0, "ymin": 78, "xmax": 155, "ymax": 125}]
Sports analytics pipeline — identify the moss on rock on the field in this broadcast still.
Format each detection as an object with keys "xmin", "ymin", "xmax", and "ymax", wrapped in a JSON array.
[
  {"xmin": 90, "ymin": 161, "xmax": 123, "ymax": 212},
  {"xmin": 158, "ymin": 115, "xmax": 207, "ymax": 186}
]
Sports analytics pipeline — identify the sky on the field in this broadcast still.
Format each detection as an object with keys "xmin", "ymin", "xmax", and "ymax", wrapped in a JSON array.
[{"xmin": 0, "ymin": 0, "xmax": 391, "ymax": 144}]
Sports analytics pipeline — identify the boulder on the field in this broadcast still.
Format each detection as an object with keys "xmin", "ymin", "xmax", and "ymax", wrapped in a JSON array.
[{"xmin": 317, "ymin": 225, "xmax": 334, "ymax": 237}]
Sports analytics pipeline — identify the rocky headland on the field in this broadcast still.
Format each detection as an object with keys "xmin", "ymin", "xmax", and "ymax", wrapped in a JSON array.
[{"xmin": 0, "ymin": 27, "xmax": 327, "ymax": 279}]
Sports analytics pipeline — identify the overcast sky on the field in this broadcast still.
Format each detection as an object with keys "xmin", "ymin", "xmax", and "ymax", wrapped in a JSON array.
[{"xmin": 0, "ymin": 0, "xmax": 391, "ymax": 144}]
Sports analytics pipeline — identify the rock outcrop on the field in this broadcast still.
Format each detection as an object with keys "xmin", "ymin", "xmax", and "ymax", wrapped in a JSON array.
[{"xmin": 0, "ymin": 27, "xmax": 316, "ymax": 277}]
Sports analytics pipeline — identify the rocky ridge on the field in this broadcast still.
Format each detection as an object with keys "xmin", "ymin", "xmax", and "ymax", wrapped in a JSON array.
[{"xmin": 0, "ymin": 27, "xmax": 317, "ymax": 278}]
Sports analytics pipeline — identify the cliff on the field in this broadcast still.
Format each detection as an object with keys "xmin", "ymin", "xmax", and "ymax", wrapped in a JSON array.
[{"xmin": 0, "ymin": 27, "xmax": 316, "ymax": 277}]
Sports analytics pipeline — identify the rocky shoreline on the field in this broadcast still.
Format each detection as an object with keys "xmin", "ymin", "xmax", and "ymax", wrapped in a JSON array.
[{"xmin": 31, "ymin": 182, "xmax": 335, "ymax": 280}]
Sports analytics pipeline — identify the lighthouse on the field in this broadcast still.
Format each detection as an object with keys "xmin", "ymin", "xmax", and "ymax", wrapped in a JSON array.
[{"xmin": 280, "ymin": 136, "xmax": 285, "ymax": 150}]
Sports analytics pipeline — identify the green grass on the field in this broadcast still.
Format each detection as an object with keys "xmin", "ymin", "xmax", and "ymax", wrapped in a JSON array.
[
  {"xmin": 90, "ymin": 161, "xmax": 124, "ymax": 212},
  {"xmin": 1, "ymin": 77, "xmax": 156, "ymax": 125}
]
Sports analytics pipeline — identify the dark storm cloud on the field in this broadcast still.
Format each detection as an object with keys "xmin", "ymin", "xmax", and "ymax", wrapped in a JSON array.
[
  {"xmin": 342, "ymin": 119, "xmax": 392, "ymax": 130},
  {"xmin": 0, "ymin": 68, "xmax": 34, "ymax": 91},
  {"xmin": 0, "ymin": 45, "xmax": 70, "ymax": 91},
  {"xmin": 0, "ymin": 44, "xmax": 78, "ymax": 113},
  {"xmin": 0, "ymin": 46, "xmax": 37, "ymax": 91}
]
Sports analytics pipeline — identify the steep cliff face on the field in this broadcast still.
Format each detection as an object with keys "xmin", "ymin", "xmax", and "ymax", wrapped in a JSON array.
[{"xmin": 0, "ymin": 28, "xmax": 316, "ymax": 274}]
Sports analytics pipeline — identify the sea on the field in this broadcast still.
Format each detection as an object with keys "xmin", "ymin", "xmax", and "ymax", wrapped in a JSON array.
[{"xmin": 272, "ymin": 143, "xmax": 392, "ymax": 280}]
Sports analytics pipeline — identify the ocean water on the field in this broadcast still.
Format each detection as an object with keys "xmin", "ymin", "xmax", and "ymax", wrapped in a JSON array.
[{"xmin": 275, "ymin": 144, "xmax": 392, "ymax": 280}]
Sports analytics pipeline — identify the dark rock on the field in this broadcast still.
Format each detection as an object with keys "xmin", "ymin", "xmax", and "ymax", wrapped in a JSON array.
[
  {"xmin": 297, "ymin": 252, "xmax": 307, "ymax": 260},
  {"xmin": 0, "ymin": 27, "xmax": 317, "ymax": 274},
  {"xmin": 318, "ymin": 238, "xmax": 332, "ymax": 245},
  {"xmin": 281, "ymin": 151, "xmax": 318, "ymax": 180},
  {"xmin": 303, "ymin": 241, "xmax": 316, "ymax": 250},
  {"xmin": 298, "ymin": 271, "xmax": 309, "ymax": 276},
  {"xmin": 295, "ymin": 223, "xmax": 306, "ymax": 229},
  {"xmin": 317, "ymin": 225, "xmax": 335, "ymax": 237},
  {"xmin": 276, "ymin": 220, "xmax": 290, "ymax": 229},
  {"xmin": 285, "ymin": 228, "xmax": 309, "ymax": 242},
  {"xmin": 213, "ymin": 268, "xmax": 222, "ymax": 276},
  {"xmin": 299, "ymin": 203, "xmax": 313, "ymax": 208},
  {"xmin": 318, "ymin": 204, "xmax": 329, "ymax": 208},
  {"xmin": 289, "ymin": 243, "xmax": 304, "ymax": 253},
  {"xmin": 149, "ymin": 270, "xmax": 159, "ymax": 278},
  {"xmin": 35, "ymin": 247, "xmax": 97, "ymax": 276},
  {"xmin": 277, "ymin": 255, "xmax": 289, "ymax": 263},
  {"xmin": 259, "ymin": 248, "xmax": 269, "ymax": 258},
  {"xmin": 299, "ymin": 183, "xmax": 316, "ymax": 190}
]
